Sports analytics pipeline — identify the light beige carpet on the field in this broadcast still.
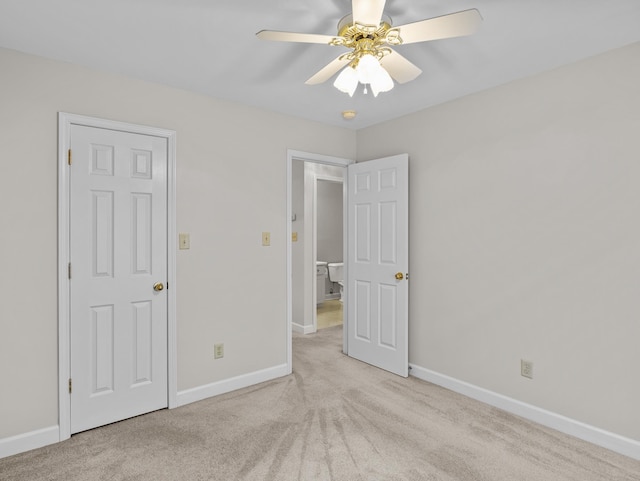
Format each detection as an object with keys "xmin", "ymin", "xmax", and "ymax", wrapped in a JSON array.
[{"xmin": 2, "ymin": 326, "xmax": 638, "ymax": 480}]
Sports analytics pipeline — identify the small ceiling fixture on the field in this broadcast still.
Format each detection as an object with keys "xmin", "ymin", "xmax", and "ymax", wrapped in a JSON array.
[
  {"xmin": 342, "ymin": 110, "xmax": 357, "ymax": 120},
  {"xmin": 257, "ymin": 0, "xmax": 482, "ymax": 97}
]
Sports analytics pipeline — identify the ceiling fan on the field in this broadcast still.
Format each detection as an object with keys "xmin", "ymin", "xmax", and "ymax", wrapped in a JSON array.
[{"xmin": 256, "ymin": 0, "xmax": 482, "ymax": 97}]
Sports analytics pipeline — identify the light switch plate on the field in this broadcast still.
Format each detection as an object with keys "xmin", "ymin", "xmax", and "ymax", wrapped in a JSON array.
[
  {"xmin": 179, "ymin": 233, "xmax": 190, "ymax": 250},
  {"xmin": 262, "ymin": 232, "xmax": 270, "ymax": 246}
]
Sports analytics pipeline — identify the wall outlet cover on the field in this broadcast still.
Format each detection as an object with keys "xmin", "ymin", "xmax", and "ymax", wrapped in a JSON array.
[{"xmin": 521, "ymin": 359, "xmax": 533, "ymax": 379}]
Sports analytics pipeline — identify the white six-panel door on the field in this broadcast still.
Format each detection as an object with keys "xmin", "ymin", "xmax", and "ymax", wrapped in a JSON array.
[
  {"xmin": 69, "ymin": 124, "xmax": 168, "ymax": 433},
  {"xmin": 347, "ymin": 154, "xmax": 408, "ymax": 377}
]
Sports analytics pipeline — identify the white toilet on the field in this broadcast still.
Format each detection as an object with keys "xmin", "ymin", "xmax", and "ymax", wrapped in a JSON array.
[{"xmin": 327, "ymin": 262, "xmax": 344, "ymax": 302}]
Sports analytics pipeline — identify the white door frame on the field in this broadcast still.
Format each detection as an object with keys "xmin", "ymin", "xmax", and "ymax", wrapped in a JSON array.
[
  {"xmin": 286, "ymin": 150, "xmax": 353, "ymax": 373},
  {"xmin": 57, "ymin": 112, "xmax": 178, "ymax": 441}
]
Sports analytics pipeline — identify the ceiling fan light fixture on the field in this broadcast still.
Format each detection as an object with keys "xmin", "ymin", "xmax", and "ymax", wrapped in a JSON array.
[
  {"xmin": 333, "ymin": 65, "xmax": 359, "ymax": 96},
  {"xmin": 333, "ymin": 54, "xmax": 394, "ymax": 97},
  {"xmin": 340, "ymin": 53, "xmax": 393, "ymax": 97}
]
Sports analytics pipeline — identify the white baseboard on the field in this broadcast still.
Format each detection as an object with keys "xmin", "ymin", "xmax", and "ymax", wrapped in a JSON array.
[
  {"xmin": 1, "ymin": 365, "xmax": 290, "ymax": 459},
  {"xmin": 0, "ymin": 425, "xmax": 59, "ymax": 459},
  {"xmin": 409, "ymin": 364, "xmax": 640, "ymax": 461},
  {"xmin": 7, "ymin": 367, "xmax": 635, "ymax": 462},
  {"xmin": 176, "ymin": 363, "xmax": 290, "ymax": 407},
  {"xmin": 292, "ymin": 322, "xmax": 316, "ymax": 334}
]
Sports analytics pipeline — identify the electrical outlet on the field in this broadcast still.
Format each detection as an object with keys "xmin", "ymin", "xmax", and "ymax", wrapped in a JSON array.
[
  {"xmin": 521, "ymin": 359, "xmax": 533, "ymax": 379},
  {"xmin": 214, "ymin": 343, "xmax": 224, "ymax": 359}
]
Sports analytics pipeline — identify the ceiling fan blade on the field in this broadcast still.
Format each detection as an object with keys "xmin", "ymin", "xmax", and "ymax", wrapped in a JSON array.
[
  {"xmin": 352, "ymin": 0, "xmax": 386, "ymax": 26},
  {"xmin": 380, "ymin": 49, "xmax": 422, "ymax": 84},
  {"xmin": 305, "ymin": 56, "xmax": 351, "ymax": 85},
  {"xmin": 256, "ymin": 30, "xmax": 337, "ymax": 45},
  {"xmin": 396, "ymin": 9, "xmax": 482, "ymax": 44}
]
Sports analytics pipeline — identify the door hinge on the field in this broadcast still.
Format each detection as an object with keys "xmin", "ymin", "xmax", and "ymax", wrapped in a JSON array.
[
  {"xmin": 68, "ymin": 378, "xmax": 72, "ymax": 394},
  {"xmin": 68, "ymin": 262, "xmax": 72, "ymax": 279},
  {"xmin": 68, "ymin": 149, "xmax": 72, "ymax": 165}
]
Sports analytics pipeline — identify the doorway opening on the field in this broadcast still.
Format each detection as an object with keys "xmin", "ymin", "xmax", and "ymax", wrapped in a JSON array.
[
  {"xmin": 286, "ymin": 150, "xmax": 354, "ymax": 373},
  {"xmin": 287, "ymin": 150, "xmax": 410, "ymax": 377},
  {"xmin": 316, "ymin": 176, "xmax": 345, "ymax": 331}
]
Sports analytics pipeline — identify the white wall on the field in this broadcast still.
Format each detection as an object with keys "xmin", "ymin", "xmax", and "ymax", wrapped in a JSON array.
[
  {"xmin": 0, "ymin": 47, "xmax": 356, "ymax": 441},
  {"xmin": 357, "ymin": 42, "xmax": 640, "ymax": 442},
  {"xmin": 317, "ymin": 180, "xmax": 343, "ymax": 266}
]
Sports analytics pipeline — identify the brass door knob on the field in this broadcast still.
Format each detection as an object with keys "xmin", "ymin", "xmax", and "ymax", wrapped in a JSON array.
[
  {"xmin": 395, "ymin": 272, "xmax": 404, "ymax": 280},
  {"xmin": 153, "ymin": 282, "xmax": 164, "ymax": 292}
]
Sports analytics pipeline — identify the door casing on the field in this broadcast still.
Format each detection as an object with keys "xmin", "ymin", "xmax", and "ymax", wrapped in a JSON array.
[{"xmin": 58, "ymin": 112, "xmax": 178, "ymax": 441}]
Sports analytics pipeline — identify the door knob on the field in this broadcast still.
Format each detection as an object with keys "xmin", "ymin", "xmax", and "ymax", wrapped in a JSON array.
[
  {"xmin": 153, "ymin": 282, "xmax": 164, "ymax": 292},
  {"xmin": 395, "ymin": 272, "xmax": 404, "ymax": 280}
]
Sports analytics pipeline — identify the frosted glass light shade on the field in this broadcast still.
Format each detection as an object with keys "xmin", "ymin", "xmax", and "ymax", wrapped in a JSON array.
[
  {"xmin": 356, "ymin": 54, "xmax": 380, "ymax": 85},
  {"xmin": 333, "ymin": 66, "xmax": 358, "ymax": 97},
  {"xmin": 370, "ymin": 66, "xmax": 394, "ymax": 97}
]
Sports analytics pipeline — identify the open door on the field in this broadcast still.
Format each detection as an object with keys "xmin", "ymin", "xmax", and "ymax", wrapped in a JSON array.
[{"xmin": 347, "ymin": 154, "xmax": 408, "ymax": 377}]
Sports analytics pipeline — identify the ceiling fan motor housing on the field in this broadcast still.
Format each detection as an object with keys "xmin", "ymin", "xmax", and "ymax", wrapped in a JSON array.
[{"xmin": 332, "ymin": 13, "xmax": 402, "ymax": 65}]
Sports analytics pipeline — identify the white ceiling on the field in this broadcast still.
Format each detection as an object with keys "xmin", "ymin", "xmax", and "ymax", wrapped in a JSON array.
[{"xmin": 2, "ymin": 0, "xmax": 640, "ymax": 129}]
